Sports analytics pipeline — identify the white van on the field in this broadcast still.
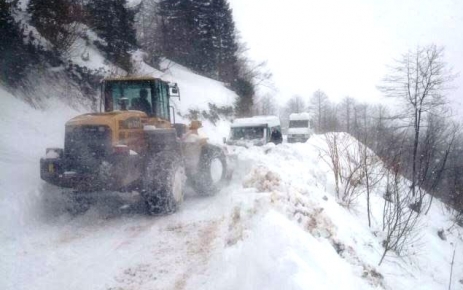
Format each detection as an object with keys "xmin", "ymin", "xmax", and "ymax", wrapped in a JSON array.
[
  {"xmin": 287, "ymin": 113, "xmax": 313, "ymax": 143},
  {"xmin": 226, "ymin": 116, "xmax": 282, "ymax": 146}
]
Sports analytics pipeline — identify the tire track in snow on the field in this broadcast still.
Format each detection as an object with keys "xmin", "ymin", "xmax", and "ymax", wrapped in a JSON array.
[{"xmin": 108, "ymin": 218, "xmax": 224, "ymax": 290}]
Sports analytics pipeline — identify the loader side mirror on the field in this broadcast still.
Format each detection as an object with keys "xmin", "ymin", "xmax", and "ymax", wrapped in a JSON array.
[
  {"xmin": 169, "ymin": 83, "xmax": 180, "ymax": 99},
  {"xmin": 223, "ymin": 137, "xmax": 226, "ymax": 144}
]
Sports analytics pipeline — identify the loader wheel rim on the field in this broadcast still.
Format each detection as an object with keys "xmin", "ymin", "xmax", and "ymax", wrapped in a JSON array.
[
  {"xmin": 210, "ymin": 158, "xmax": 223, "ymax": 185},
  {"xmin": 172, "ymin": 167, "xmax": 184, "ymax": 203}
]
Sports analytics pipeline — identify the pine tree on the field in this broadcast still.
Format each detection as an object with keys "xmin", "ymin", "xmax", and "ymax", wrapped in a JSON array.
[
  {"xmin": 86, "ymin": 0, "xmax": 137, "ymax": 72},
  {"xmin": 0, "ymin": 0, "xmax": 38, "ymax": 86},
  {"xmin": 233, "ymin": 77, "xmax": 254, "ymax": 117},
  {"xmin": 158, "ymin": 0, "xmax": 197, "ymax": 69},
  {"xmin": 27, "ymin": 0, "xmax": 77, "ymax": 52},
  {"xmin": 158, "ymin": 0, "xmax": 238, "ymax": 81},
  {"xmin": 209, "ymin": 0, "xmax": 238, "ymax": 83}
]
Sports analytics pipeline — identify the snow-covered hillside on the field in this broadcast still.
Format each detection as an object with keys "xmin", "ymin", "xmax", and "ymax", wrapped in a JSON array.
[{"xmin": 2, "ymin": 75, "xmax": 462, "ymax": 289}]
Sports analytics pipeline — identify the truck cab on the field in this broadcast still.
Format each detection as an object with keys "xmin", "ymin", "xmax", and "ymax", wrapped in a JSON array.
[{"xmin": 287, "ymin": 113, "xmax": 313, "ymax": 143}]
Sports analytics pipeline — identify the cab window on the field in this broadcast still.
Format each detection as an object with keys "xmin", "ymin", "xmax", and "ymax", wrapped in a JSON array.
[
  {"xmin": 104, "ymin": 81, "xmax": 153, "ymax": 115},
  {"xmin": 155, "ymin": 81, "xmax": 170, "ymax": 120}
]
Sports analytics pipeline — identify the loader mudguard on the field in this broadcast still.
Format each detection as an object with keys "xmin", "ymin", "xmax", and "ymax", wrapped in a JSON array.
[
  {"xmin": 144, "ymin": 128, "xmax": 182, "ymax": 156},
  {"xmin": 143, "ymin": 128, "xmax": 183, "ymax": 182}
]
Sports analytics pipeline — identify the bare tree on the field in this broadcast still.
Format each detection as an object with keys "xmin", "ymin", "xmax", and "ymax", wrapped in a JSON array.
[
  {"xmin": 253, "ymin": 93, "xmax": 278, "ymax": 115},
  {"xmin": 338, "ymin": 96, "xmax": 355, "ymax": 134},
  {"xmin": 286, "ymin": 95, "xmax": 306, "ymax": 114},
  {"xmin": 279, "ymin": 95, "xmax": 307, "ymax": 131},
  {"xmin": 379, "ymin": 162, "xmax": 421, "ymax": 265},
  {"xmin": 320, "ymin": 133, "xmax": 369, "ymax": 207},
  {"xmin": 355, "ymin": 104, "xmax": 385, "ymax": 226},
  {"xmin": 378, "ymin": 44, "xmax": 456, "ymax": 211},
  {"xmin": 434, "ymin": 122, "xmax": 463, "ymax": 219},
  {"xmin": 325, "ymin": 102, "xmax": 340, "ymax": 132},
  {"xmin": 340, "ymin": 140, "xmax": 364, "ymax": 208},
  {"xmin": 308, "ymin": 90, "xmax": 329, "ymax": 133},
  {"xmin": 319, "ymin": 133, "xmax": 343, "ymax": 198}
]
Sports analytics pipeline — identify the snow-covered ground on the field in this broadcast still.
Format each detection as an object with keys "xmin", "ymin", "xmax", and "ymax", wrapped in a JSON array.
[
  {"xmin": 2, "ymin": 77, "xmax": 462, "ymax": 289},
  {"xmin": 1, "ymin": 30, "xmax": 462, "ymax": 288}
]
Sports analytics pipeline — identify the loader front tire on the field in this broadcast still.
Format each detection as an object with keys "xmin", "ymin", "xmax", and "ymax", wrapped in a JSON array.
[
  {"xmin": 191, "ymin": 145, "xmax": 227, "ymax": 195},
  {"xmin": 142, "ymin": 154, "xmax": 185, "ymax": 215}
]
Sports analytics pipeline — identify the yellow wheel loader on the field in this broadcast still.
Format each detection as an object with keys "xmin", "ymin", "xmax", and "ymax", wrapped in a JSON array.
[{"xmin": 40, "ymin": 77, "xmax": 230, "ymax": 214}]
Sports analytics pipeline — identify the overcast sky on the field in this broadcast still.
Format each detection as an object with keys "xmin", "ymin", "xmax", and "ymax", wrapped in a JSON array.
[{"xmin": 229, "ymin": 0, "xmax": 463, "ymax": 112}]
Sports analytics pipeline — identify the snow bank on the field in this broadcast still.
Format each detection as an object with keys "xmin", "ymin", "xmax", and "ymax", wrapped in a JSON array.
[
  {"xmin": 0, "ymin": 87, "xmax": 83, "ymax": 239},
  {"xmin": 209, "ymin": 210, "xmax": 371, "ymax": 290},
  {"xmin": 228, "ymin": 133, "xmax": 463, "ymax": 290}
]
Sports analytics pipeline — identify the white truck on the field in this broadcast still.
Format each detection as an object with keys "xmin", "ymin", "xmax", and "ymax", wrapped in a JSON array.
[
  {"xmin": 287, "ymin": 113, "xmax": 313, "ymax": 143},
  {"xmin": 226, "ymin": 116, "xmax": 282, "ymax": 147}
]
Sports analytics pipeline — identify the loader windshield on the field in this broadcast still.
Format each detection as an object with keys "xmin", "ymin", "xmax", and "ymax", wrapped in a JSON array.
[{"xmin": 104, "ymin": 80, "xmax": 170, "ymax": 120}]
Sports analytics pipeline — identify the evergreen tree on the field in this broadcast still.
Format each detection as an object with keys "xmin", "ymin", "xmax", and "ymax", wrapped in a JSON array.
[
  {"xmin": 233, "ymin": 77, "xmax": 254, "ymax": 117},
  {"xmin": 209, "ymin": 0, "xmax": 238, "ymax": 83},
  {"xmin": 27, "ymin": 0, "xmax": 76, "ymax": 52},
  {"xmin": 158, "ymin": 0, "xmax": 197, "ymax": 68},
  {"xmin": 157, "ymin": 0, "xmax": 253, "ymax": 115},
  {"xmin": 0, "ymin": 0, "xmax": 39, "ymax": 86},
  {"xmin": 86, "ymin": 0, "xmax": 137, "ymax": 72},
  {"xmin": 158, "ymin": 0, "xmax": 238, "ymax": 81}
]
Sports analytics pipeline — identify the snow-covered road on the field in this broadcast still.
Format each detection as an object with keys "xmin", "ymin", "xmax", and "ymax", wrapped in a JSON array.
[
  {"xmin": 1, "ymin": 141, "xmax": 373, "ymax": 290},
  {"xmin": 3, "ymin": 185, "xmax": 237, "ymax": 290}
]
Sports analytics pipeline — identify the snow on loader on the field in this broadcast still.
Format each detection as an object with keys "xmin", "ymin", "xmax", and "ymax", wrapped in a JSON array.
[{"xmin": 40, "ymin": 77, "xmax": 230, "ymax": 214}]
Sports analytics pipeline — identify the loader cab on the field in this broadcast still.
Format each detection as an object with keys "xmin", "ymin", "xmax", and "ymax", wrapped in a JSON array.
[{"xmin": 102, "ymin": 77, "xmax": 179, "ymax": 121}]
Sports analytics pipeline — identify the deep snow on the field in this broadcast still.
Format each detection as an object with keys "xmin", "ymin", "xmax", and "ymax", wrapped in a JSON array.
[
  {"xmin": 1, "ymin": 35, "xmax": 462, "ymax": 289},
  {"xmin": 2, "ymin": 80, "xmax": 462, "ymax": 289}
]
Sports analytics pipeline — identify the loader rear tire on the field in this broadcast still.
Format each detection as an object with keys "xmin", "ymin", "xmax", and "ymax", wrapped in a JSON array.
[
  {"xmin": 191, "ymin": 145, "xmax": 227, "ymax": 195},
  {"xmin": 142, "ymin": 154, "xmax": 185, "ymax": 215}
]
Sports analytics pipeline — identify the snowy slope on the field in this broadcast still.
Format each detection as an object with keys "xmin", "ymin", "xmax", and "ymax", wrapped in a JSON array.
[
  {"xmin": 2, "ymin": 84, "xmax": 462, "ymax": 289},
  {"xmin": 1, "ymin": 31, "xmax": 462, "ymax": 289},
  {"xmin": 134, "ymin": 54, "xmax": 237, "ymax": 115}
]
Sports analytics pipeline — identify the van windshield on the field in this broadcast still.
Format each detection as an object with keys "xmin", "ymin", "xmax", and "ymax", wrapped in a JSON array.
[
  {"xmin": 231, "ymin": 127, "xmax": 264, "ymax": 140},
  {"xmin": 289, "ymin": 120, "xmax": 309, "ymax": 128}
]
